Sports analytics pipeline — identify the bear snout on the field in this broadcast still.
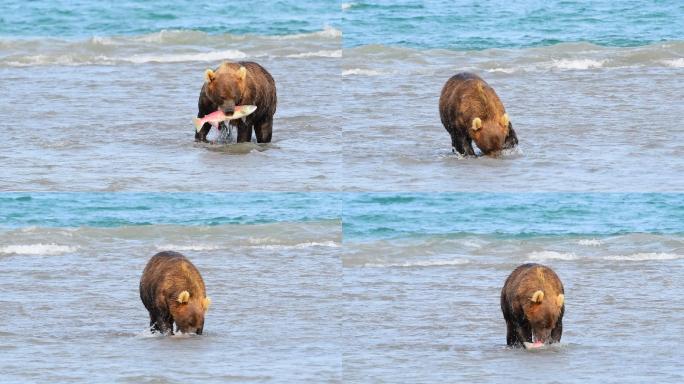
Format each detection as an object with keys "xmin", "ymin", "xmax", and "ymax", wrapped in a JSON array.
[
  {"xmin": 221, "ymin": 100, "xmax": 236, "ymax": 115},
  {"xmin": 531, "ymin": 327, "xmax": 552, "ymax": 344}
]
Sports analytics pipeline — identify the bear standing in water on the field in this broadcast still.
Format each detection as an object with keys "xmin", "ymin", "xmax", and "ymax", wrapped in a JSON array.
[
  {"xmin": 500, "ymin": 263, "xmax": 565, "ymax": 348},
  {"xmin": 140, "ymin": 251, "xmax": 211, "ymax": 335},
  {"xmin": 196, "ymin": 61, "xmax": 277, "ymax": 143},
  {"xmin": 439, "ymin": 72, "xmax": 518, "ymax": 156}
]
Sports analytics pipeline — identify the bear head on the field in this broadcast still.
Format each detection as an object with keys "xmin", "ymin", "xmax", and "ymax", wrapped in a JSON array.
[
  {"xmin": 469, "ymin": 113, "xmax": 510, "ymax": 155},
  {"xmin": 204, "ymin": 63, "xmax": 247, "ymax": 115},
  {"xmin": 170, "ymin": 290, "xmax": 211, "ymax": 335},
  {"xmin": 522, "ymin": 289, "xmax": 564, "ymax": 344}
]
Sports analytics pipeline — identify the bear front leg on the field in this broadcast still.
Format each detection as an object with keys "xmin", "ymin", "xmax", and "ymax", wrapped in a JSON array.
[
  {"xmin": 236, "ymin": 121, "xmax": 253, "ymax": 143},
  {"xmin": 515, "ymin": 322, "xmax": 532, "ymax": 345},
  {"xmin": 254, "ymin": 118, "xmax": 273, "ymax": 143},
  {"xmin": 506, "ymin": 320, "xmax": 517, "ymax": 346},
  {"xmin": 503, "ymin": 123, "xmax": 518, "ymax": 149},
  {"xmin": 151, "ymin": 313, "xmax": 174, "ymax": 335},
  {"xmin": 195, "ymin": 122, "xmax": 212, "ymax": 143},
  {"xmin": 550, "ymin": 316, "xmax": 563, "ymax": 343},
  {"xmin": 451, "ymin": 133, "xmax": 467, "ymax": 155},
  {"xmin": 452, "ymin": 133, "xmax": 476, "ymax": 156}
]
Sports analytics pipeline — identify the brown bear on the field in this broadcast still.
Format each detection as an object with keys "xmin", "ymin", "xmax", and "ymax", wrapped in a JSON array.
[
  {"xmin": 139, "ymin": 251, "xmax": 211, "ymax": 335},
  {"xmin": 196, "ymin": 61, "xmax": 277, "ymax": 143},
  {"xmin": 500, "ymin": 263, "xmax": 565, "ymax": 348},
  {"xmin": 439, "ymin": 72, "xmax": 518, "ymax": 156}
]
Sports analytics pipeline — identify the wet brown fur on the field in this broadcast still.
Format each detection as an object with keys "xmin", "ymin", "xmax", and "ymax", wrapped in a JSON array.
[
  {"xmin": 500, "ymin": 263, "xmax": 565, "ymax": 347},
  {"xmin": 139, "ymin": 251, "xmax": 210, "ymax": 335},
  {"xmin": 196, "ymin": 61, "xmax": 277, "ymax": 143},
  {"xmin": 439, "ymin": 72, "xmax": 518, "ymax": 156}
]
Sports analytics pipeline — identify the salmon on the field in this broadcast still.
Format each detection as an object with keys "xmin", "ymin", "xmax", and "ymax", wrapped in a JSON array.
[{"xmin": 193, "ymin": 105, "xmax": 257, "ymax": 132}]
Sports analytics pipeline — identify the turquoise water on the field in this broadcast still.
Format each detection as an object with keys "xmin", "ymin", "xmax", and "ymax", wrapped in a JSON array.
[
  {"xmin": 2, "ymin": 0, "xmax": 681, "ymax": 49},
  {"xmin": 0, "ymin": 0, "xmax": 339, "ymax": 37},
  {"xmin": 343, "ymin": 193, "xmax": 684, "ymax": 241},
  {"xmin": 3, "ymin": 193, "xmax": 682, "ymax": 237},
  {"xmin": 0, "ymin": 193, "xmax": 340, "ymax": 227},
  {"xmin": 341, "ymin": 0, "xmax": 684, "ymax": 48}
]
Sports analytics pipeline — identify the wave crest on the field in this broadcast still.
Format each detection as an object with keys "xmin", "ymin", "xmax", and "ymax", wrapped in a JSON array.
[
  {"xmin": 0, "ymin": 244, "xmax": 78, "ymax": 256},
  {"xmin": 0, "ymin": 27, "xmax": 340, "ymax": 66}
]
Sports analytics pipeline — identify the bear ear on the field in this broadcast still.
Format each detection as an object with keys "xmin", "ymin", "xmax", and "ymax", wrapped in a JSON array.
[
  {"xmin": 530, "ymin": 290, "xmax": 544, "ymax": 303},
  {"xmin": 501, "ymin": 113, "xmax": 509, "ymax": 127},
  {"xmin": 177, "ymin": 290, "xmax": 190, "ymax": 304},
  {"xmin": 202, "ymin": 297, "xmax": 211, "ymax": 311},
  {"xmin": 471, "ymin": 117, "xmax": 482, "ymax": 131},
  {"xmin": 237, "ymin": 66, "xmax": 247, "ymax": 81},
  {"xmin": 204, "ymin": 69, "xmax": 216, "ymax": 83},
  {"xmin": 557, "ymin": 294, "xmax": 565, "ymax": 307}
]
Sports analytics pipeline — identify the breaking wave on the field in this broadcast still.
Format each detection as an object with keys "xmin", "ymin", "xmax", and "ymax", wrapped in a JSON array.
[
  {"xmin": 0, "ymin": 244, "xmax": 78, "ymax": 256},
  {"xmin": 0, "ymin": 27, "xmax": 341, "ymax": 66},
  {"xmin": 603, "ymin": 253, "xmax": 683, "ymax": 261},
  {"xmin": 527, "ymin": 251, "xmax": 578, "ymax": 261},
  {"xmin": 343, "ymin": 41, "xmax": 684, "ymax": 74},
  {"xmin": 661, "ymin": 58, "xmax": 684, "ymax": 68},
  {"xmin": 578, "ymin": 239, "xmax": 603, "ymax": 246},
  {"xmin": 342, "ymin": 68, "xmax": 389, "ymax": 76},
  {"xmin": 285, "ymin": 50, "xmax": 342, "ymax": 58},
  {"xmin": 548, "ymin": 58, "xmax": 606, "ymax": 70}
]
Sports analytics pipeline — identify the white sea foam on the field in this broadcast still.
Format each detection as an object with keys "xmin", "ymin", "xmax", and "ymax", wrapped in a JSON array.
[
  {"xmin": 124, "ymin": 50, "xmax": 247, "ymax": 63},
  {"xmin": 486, "ymin": 67, "xmax": 517, "ymax": 74},
  {"xmin": 363, "ymin": 259, "xmax": 469, "ymax": 268},
  {"xmin": 460, "ymin": 240, "xmax": 485, "ymax": 249},
  {"xmin": 155, "ymin": 244, "xmax": 223, "ymax": 252},
  {"xmin": 249, "ymin": 241, "xmax": 340, "ymax": 250},
  {"xmin": 89, "ymin": 36, "xmax": 117, "ymax": 46},
  {"xmin": 0, "ymin": 244, "xmax": 78, "ymax": 255},
  {"xmin": 279, "ymin": 25, "xmax": 342, "ymax": 39},
  {"xmin": 247, "ymin": 237, "xmax": 280, "ymax": 245},
  {"xmin": 285, "ymin": 50, "xmax": 342, "ymax": 58},
  {"xmin": 527, "ymin": 251, "xmax": 577, "ymax": 261},
  {"xmin": 316, "ymin": 25, "xmax": 342, "ymax": 38},
  {"xmin": 342, "ymin": 68, "xmax": 386, "ymax": 76},
  {"xmin": 3, "ymin": 49, "xmax": 248, "ymax": 66},
  {"xmin": 341, "ymin": 2, "xmax": 357, "ymax": 10},
  {"xmin": 578, "ymin": 239, "xmax": 602, "ymax": 246},
  {"xmin": 549, "ymin": 58, "xmax": 607, "ymax": 70},
  {"xmin": 661, "ymin": 58, "xmax": 684, "ymax": 68},
  {"xmin": 603, "ymin": 253, "xmax": 682, "ymax": 261}
]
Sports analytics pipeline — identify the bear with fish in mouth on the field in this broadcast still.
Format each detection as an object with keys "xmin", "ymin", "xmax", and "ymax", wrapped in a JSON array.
[
  {"xmin": 439, "ymin": 72, "xmax": 518, "ymax": 156},
  {"xmin": 139, "ymin": 251, "xmax": 211, "ymax": 335},
  {"xmin": 501, "ymin": 263, "xmax": 565, "ymax": 348},
  {"xmin": 196, "ymin": 61, "xmax": 277, "ymax": 143}
]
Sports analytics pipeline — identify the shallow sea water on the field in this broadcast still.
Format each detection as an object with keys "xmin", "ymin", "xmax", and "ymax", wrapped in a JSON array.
[
  {"xmin": 342, "ymin": 193, "xmax": 684, "ymax": 383},
  {"xmin": 0, "ymin": 30, "xmax": 341, "ymax": 191},
  {"xmin": 341, "ymin": 43, "xmax": 684, "ymax": 191},
  {"xmin": 0, "ymin": 221, "xmax": 341, "ymax": 383},
  {"xmin": 2, "ymin": 0, "xmax": 684, "ymax": 382}
]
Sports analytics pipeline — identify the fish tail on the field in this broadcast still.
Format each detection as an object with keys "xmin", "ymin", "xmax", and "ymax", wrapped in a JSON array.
[{"xmin": 193, "ymin": 117, "xmax": 203, "ymax": 132}]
